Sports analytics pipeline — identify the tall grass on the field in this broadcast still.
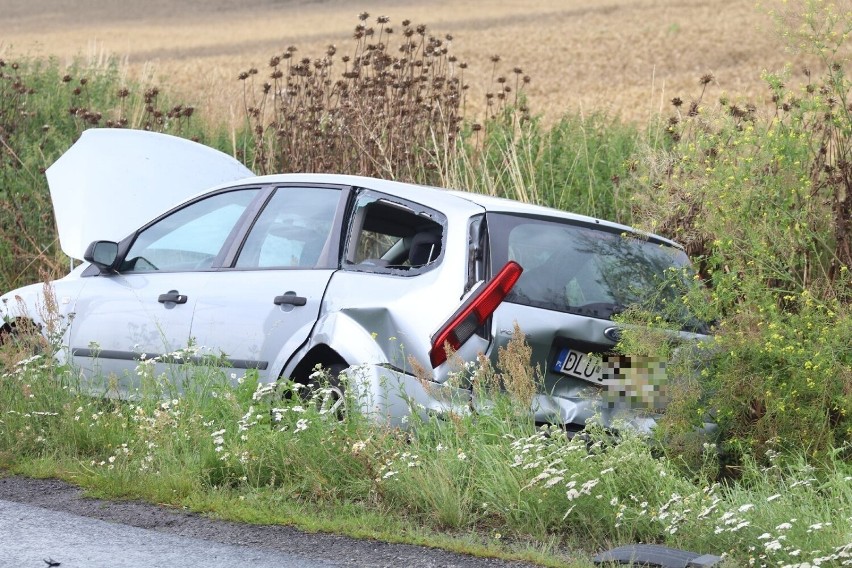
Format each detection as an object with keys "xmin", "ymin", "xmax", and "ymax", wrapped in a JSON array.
[
  {"xmin": 621, "ymin": 1, "xmax": 852, "ymax": 469},
  {"xmin": 234, "ymin": 13, "xmax": 636, "ymax": 222},
  {"xmin": 0, "ymin": 57, "xmax": 208, "ymax": 289},
  {"xmin": 1, "ymin": 327, "xmax": 850, "ymax": 567},
  {"xmin": 437, "ymin": 110, "xmax": 639, "ymax": 223}
]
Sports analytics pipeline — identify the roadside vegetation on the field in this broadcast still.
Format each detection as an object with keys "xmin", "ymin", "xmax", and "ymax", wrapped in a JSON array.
[{"xmin": 1, "ymin": 2, "xmax": 851, "ymax": 566}]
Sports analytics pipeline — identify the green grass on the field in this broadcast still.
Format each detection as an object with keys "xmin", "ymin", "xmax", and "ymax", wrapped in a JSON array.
[
  {"xmin": 1, "ymin": 339, "xmax": 850, "ymax": 567},
  {"xmin": 0, "ymin": 56, "xmax": 217, "ymax": 289},
  {"xmin": 435, "ymin": 110, "xmax": 640, "ymax": 224}
]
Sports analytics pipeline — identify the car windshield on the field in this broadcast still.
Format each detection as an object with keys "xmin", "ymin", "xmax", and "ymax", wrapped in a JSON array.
[{"xmin": 488, "ymin": 213, "xmax": 704, "ymax": 331}]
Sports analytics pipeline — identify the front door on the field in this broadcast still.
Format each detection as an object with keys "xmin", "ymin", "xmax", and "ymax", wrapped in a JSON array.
[{"xmin": 69, "ymin": 187, "xmax": 262, "ymax": 394}]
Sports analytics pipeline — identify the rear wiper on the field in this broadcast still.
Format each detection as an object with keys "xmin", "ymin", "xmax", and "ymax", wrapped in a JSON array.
[{"xmin": 568, "ymin": 302, "xmax": 626, "ymax": 319}]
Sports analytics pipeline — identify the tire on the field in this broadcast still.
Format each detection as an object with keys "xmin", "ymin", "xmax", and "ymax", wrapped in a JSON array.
[{"xmin": 304, "ymin": 362, "xmax": 347, "ymax": 418}]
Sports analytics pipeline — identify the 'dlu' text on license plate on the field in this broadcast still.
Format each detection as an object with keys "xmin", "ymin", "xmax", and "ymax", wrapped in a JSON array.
[{"xmin": 553, "ymin": 348, "xmax": 602, "ymax": 383}]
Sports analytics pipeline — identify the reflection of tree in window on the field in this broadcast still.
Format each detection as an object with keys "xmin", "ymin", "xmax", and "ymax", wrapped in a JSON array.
[
  {"xmin": 573, "ymin": 231, "xmax": 687, "ymax": 307},
  {"xmin": 504, "ymin": 219, "xmax": 698, "ymax": 327},
  {"xmin": 570, "ymin": 231, "xmax": 702, "ymax": 329}
]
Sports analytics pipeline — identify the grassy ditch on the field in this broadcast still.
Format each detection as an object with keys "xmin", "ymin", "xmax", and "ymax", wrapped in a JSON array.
[
  {"xmin": 1, "ymin": 3, "xmax": 851, "ymax": 565},
  {"xmin": 1, "ymin": 328, "xmax": 851, "ymax": 567}
]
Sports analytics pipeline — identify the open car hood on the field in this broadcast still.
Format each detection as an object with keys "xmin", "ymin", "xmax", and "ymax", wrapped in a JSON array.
[{"xmin": 46, "ymin": 129, "xmax": 254, "ymax": 260}]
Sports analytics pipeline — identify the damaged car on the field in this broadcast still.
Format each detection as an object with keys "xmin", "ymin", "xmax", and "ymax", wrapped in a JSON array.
[{"xmin": 0, "ymin": 129, "xmax": 708, "ymax": 432}]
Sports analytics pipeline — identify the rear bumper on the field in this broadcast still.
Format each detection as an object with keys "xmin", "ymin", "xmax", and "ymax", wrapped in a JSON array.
[
  {"xmin": 343, "ymin": 364, "xmax": 708, "ymax": 436},
  {"xmin": 532, "ymin": 392, "xmax": 659, "ymax": 433}
]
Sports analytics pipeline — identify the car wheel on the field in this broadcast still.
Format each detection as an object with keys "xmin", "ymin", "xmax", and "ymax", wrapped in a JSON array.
[
  {"xmin": 305, "ymin": 363, "xmax": 347, "ymax": 419},
  {"xmin": 0, "ymin": 319, "xmax": 45, "ymax": 356}
]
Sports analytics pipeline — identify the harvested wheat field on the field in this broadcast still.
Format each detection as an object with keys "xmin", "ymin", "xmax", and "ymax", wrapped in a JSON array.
[{"xmin": 0, "ymin": 0, "xmax": 825, "ymax": 126}]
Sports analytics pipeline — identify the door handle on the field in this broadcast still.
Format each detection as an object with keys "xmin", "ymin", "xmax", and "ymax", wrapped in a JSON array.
[
  {"xmin": 274, "ymin": 292, "xmax": 307, "ymax": 306},
  {"xmin": 158, "ymin": 290, "xmax": 188, "ymax": 304}
]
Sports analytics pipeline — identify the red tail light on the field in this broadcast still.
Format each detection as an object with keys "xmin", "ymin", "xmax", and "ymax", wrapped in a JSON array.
[{"xmin": 429, "ymin": 261, "xmax": 523, "ymax": 367}]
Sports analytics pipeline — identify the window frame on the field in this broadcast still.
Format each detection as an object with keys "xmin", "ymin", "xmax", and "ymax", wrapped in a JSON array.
[
  {"xmin": 226, "ymin": 183, "xmax": 350, "ymax": 271},
  {"xmin": 109, "ymin": 185, "xmax": 266, "ymax": 275}
]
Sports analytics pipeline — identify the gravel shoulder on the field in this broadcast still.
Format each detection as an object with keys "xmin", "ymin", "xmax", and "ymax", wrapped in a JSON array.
[{"xmin": 0, "ymin": 474, "xmax": 544, "ymax": 568}]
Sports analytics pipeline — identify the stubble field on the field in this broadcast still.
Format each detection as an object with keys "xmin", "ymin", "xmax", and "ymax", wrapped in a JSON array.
[{"xmin": 1, "ymin": 0, "xmax": 817, "ymax": 126}]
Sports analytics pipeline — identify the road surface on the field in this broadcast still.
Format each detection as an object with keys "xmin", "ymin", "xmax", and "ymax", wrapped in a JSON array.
[{"xmin": 0, "ymin": 475, "xmax": 540, "ymax": 568}]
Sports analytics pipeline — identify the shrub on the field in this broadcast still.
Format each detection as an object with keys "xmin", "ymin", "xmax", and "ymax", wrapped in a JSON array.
[
  {"xmin": 0, "ymin": 57, "xmax": 204, "ymax": 290},
  {"xmin": 624, "ymin": 1, "xmax": 852, "ymax": 467},
  {"xmin": 238, "ymin": 14, "xmax": 473, "ymax": 181}
]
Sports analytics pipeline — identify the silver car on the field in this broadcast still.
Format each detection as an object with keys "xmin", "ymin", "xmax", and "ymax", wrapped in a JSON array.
[{"xmin": 1, "ymin": 129, "xmax": 706, "ymax": 431}]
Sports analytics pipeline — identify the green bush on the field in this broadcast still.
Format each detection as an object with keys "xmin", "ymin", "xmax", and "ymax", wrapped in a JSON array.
[{"xmin": 624, "ymin": 1, "xmax": 852, "ymax": 467}]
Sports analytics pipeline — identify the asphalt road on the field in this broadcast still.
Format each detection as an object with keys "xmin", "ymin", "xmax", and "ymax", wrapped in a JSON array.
[
  {"xmin": 0, "ymin": 476, "xmax": 541, "ymax": 568},
  {"xmin": 0, "ymin": 499, "xmax": 337, "ymax": 568}
]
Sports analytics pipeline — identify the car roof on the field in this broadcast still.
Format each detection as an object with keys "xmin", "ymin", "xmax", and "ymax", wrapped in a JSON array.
[{"xmin": 230, "ymin": 173, "xmax": 682, "ymax": 249}]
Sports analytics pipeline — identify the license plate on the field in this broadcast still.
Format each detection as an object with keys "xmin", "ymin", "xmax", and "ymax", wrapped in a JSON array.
[{"xmin": 553, "ymin": 348, "xmax": 603, "ymax": 384}]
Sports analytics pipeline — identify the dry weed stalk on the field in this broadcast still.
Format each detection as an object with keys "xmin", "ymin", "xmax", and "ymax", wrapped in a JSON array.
[
  {"xmin": 496, "ymin": 322, "xmax": 539, "ymax": 409},
  {"xmin": 239, "ymin": 14, "xmax": 527, "ymax": 182}
]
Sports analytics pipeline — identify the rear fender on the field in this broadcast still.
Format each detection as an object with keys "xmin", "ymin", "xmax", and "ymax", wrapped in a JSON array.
[
  {"xmin": 345, "ymin": 363, "xmax": 472, "ymax": 427},
  {"xmin": 279, "ymin": 311, "xmax": 392, "ymax": 380}
]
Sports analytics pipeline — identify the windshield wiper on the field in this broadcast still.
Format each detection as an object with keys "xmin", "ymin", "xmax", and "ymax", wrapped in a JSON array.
[{"xmin": 568, "ymin": 302, "xmax": 626, "ymax": 319}]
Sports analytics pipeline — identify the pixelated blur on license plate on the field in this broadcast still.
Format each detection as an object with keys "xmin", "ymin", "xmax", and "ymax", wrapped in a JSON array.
[{"xmin": 553, "ymin": 348, "xmax": 602, "ymax": 384}]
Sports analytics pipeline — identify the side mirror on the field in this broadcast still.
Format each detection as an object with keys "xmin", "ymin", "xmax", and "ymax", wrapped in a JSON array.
[{"xmin": 83, "ymin": 240, "xmax": 119, "ymax": 272}]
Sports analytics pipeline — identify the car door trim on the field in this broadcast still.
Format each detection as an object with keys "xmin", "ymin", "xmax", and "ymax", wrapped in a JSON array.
[{"xmin": 70, "ymin": 348, "xmax": 269, "ymax": 370}]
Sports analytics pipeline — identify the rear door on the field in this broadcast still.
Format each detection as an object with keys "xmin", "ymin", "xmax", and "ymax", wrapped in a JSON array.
[{"xmin": 189, "ymin": 185, "xmax": 347, "ymax": 381}]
